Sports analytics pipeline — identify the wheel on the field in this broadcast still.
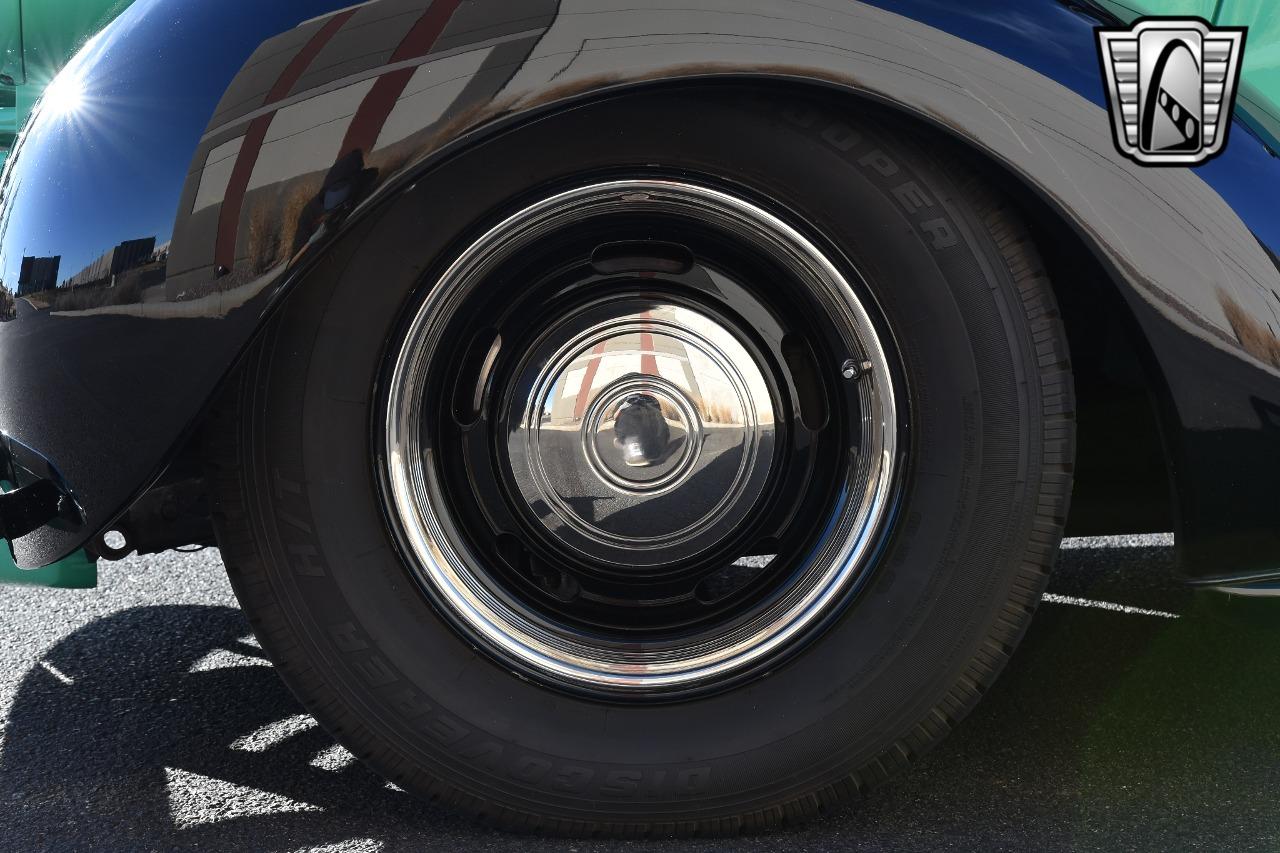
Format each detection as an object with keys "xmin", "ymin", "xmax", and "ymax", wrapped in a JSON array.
[{"xmin": 207, "ymin": 87, "xmax": 1074, "ymax": 835}]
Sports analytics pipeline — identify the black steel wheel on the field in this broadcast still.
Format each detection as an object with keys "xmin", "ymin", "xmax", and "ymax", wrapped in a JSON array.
[
  {"xmin": 381, "ymin": 178, "xmax": 899, "ymax": 695},
  {"xmin": 208, "ymin": 88, "xmax": 1074, "ymax": 835}
]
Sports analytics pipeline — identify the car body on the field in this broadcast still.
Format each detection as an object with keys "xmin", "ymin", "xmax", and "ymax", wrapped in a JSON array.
[
  {"xmin": 2, "ymin": 0, "xmax": 1277, "ymax": 586},
  {"xmin": 1, "ymin": 0, "xmax": 1278, "ymax": 832}
]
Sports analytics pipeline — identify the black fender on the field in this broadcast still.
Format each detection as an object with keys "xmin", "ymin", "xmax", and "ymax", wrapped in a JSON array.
[{"xmin": 1, "ymin": 0, "xmax": 1278, "ymax": 584}]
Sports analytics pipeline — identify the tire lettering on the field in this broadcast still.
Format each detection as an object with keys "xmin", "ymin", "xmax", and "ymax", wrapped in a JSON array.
[
  {"xmin": 457, "ymin": 740, "xmax": 504, "ymax": 770},
  {"xmin": 425, "ymin": 714, "xmax": 470, "ymax": 746},
  {"xmin": 783, "ymin": 109, "xmax": 966, "ymax": 258},
  {"xmin": 857, "ymin": 149, "xmax": 899, "ymax": 178},
  {"xmin": 325, "ymin": 621, "xmax": 714, "ymax": 799},
  {"xmin": 891, "ymin": 180, "xmax": 933, "ymax": 215},
  {"xmin": 277, "ymin": 510, "xmax": 315, "ymax": 535},
  {"xmin": 602, "ymin": 770, "xmax": 643, "ymax": 797},
  {"xmin": 510, "ymin": 756, "xmax": 552, "ymax": 783},
  {"xmin": 549, "ymin": 765, "xmax": 594, "ymax": 792},
  {"xmin": 679, "ymin": 767, "xmax": 712, "ymax": 793},
  {"xmin": 821, "ymin": 122, "xmax": 862, "ymax": 151},
  {"xmin": 782, "ymin": 106, "xmax": 821, "ymax": 128},
  {"xmin": 273, "ymin": 470, "xmax": 304, "ymax": 499},
  {"xmin": 643, "ymin": 769, "xmax": 667, "ymax": 798},
  {"xmin": 329, "ymin": 621, "xmax": 369, "ymax": 652},
  {"xmin": 920, "ymin": 217, "xmax": 958, "ymax": 250},
  {"xmin": 287, "ymin": 542, "xmax": 326, "ymax": 576},
  {"xmin": 271, "ymin": 469, "xmax": 320, "ymax": 567},
  {"xmin": 355, "ymin": 655, "xmax": 398, "ymax": 688},
  {"xmin": 393, "ymin": 686, "xmax": 433, "ymax": 718}
]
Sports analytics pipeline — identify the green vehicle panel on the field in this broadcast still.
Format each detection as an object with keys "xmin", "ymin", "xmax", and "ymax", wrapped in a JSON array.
[
  {"xmin": 0, "ymin": 0, "xmax": 135, "ymax": 161},
  {"xmin": 0, "ymin": 0, "xmax": 134, "ymax": 585}
]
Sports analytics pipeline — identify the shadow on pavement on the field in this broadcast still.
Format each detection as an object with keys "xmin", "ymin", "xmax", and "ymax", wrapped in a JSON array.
[
  {"xmin": 0, "ymin": 605, "xmax": 462, "ymax": 852},
  {"xmin": 2, "ymin": 546, "xmax": 1279, "ymax": 851}
]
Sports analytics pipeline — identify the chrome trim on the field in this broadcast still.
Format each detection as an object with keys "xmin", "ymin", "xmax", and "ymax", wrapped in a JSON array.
[
  {"xmin": 1186, "ymin": 568, "xmax": 1280, "ymax": 587},
  {"xmin": 504, "ymin": 302, "xmax": 776, "ymax": 567},
  {"xmin": 1207, "ymin": 583, "xmax": 1280, "ymax": 598},
  {"xmin": 383, "ymin": 179, "xmax": 897, "ymax": 692}
]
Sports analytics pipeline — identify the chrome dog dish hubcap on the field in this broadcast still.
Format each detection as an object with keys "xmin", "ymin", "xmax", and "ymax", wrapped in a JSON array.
[{"xmin": 505, "ymin": 301, "xmax": 776, "ymax": 567}]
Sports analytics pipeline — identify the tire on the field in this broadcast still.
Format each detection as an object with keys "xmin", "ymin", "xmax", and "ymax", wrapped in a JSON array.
[{"xmin": 206, "ymin": 88, "xmax": 1074, "ymax": 835}]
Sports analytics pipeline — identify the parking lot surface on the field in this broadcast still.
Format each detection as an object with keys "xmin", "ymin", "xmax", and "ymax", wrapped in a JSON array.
[{"xmin": 3, "ymin": 535, "xmax": 1278, "ymax": 852}]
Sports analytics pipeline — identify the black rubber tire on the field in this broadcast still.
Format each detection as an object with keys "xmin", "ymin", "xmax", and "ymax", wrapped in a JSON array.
[{"xmin": 206, "ymin": 88, "xmax": 1074, "ymax": 836}]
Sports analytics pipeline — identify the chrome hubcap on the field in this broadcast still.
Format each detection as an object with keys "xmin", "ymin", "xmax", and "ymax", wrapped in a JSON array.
[
  {"xmin": 588, "ymin": 382, "xmax": 697, "ymax": 488},
  {"xmin": 382, "ymin": 178, "xmax": 898, "ymax": 694},
  {"xmin": 507, "ymin": 301, "xmax": 776, "ymax": 567}
]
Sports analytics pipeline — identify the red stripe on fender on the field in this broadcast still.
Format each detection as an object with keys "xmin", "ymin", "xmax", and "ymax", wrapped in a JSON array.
[
  {"xmin": 336, "ymin": 66, "xmax": 416, "ymax": 159},
  {"xmin": 337, "ymin": 0, "xmax": 463, "ymax": 160},
  {"xmin": 213, "ymin": 114, "xmax": 272, "ymax": 272},
  {"xmin": 268, "ymin": 10, "xmax": 355, "ymax": 101},
  {"xmin": 389, "ymin": 0, "xmax": 466, "ymax": 65},
  {"xmin": 214, "ymin": 9, "xmax": 356, "ymax": 271}
]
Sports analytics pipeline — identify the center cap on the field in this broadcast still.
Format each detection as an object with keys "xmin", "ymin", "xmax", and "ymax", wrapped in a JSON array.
[
  {"xmin": 584, "ymin": 378, "xmax": 702, "ymax": 494},
  {"xmin": 505, "ymin": 300, "xmax": 778, "ymax": 567}
]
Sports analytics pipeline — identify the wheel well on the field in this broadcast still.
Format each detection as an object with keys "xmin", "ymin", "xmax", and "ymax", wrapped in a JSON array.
[
  {"xmin": 1008, "ymin": 184, "xmax": 1175, "ymax": 535},
  {"xmin": 164, "ymin": 77, "xmax": 1177, "ymax": 546},
  {"xmin": 749, "ymin": 80, "xmax": 1177, "ymax": 535}
]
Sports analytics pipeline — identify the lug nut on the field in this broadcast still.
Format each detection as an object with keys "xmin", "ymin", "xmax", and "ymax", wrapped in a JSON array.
[{"xmin": 841, "ymin": 358, "xmax": 872, "ymax": 380}]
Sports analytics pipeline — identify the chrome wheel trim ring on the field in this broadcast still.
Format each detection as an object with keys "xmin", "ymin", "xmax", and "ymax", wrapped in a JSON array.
[{"xmin": 383, "ymin": 179, "xmax": 898, "ymax": 692}]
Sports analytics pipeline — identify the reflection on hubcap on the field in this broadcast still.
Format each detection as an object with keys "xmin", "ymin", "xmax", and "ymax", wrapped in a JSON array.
[
  {"xmin": 586, "ymin": 382, "xmax": 696, "ymax": 489},
  {"xmin": 508, "ymin": 301, "xmax": 775, "ymax": 567},
  {"xmin": 601, "ymin": 391, "xmax": 684, "ymax": 473}
]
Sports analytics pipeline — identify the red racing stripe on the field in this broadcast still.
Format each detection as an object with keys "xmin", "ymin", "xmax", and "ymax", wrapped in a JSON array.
[
  {"xmin": 337, "ymin": 0, "xmax": 464, "ymax": 160},
  {"xmin": 214, "ymin": 9, "xmax": 356, "ymax": 272}
]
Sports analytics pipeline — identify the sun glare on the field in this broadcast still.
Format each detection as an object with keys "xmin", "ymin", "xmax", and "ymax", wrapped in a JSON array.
[{"xmin": 43, "ymin": 72, "xmax": 85, "ymax": 117}]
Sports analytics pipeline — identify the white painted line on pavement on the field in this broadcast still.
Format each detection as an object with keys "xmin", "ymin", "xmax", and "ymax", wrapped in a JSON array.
[
  {"xmin": 165, "ymin": 766, "xmax": 320, "ymax": 829},
  {"xmin": 301, "ymin": 841, "xmax": 386, "ymax": 853},
  {"xmin": 231, "ymin": 713, "xmax": 318, "ymax": 752},
  {"xmin": 310, "ymin": 743, "xmax": 357, "ymax": 771},
  {"xmin": 1040, "ymin": 592, "xmax": 1179, "ymax": 619},
  {"xmin": 1060, "ymin": 533, "xmax": 1174, "ymax": 549},
  {"xmin": 189, "ymin": 647, "xmax": 272, "ymax": 673},
  {"xmin": 38, "ymin": 660, "xmax": 74, "ymax": 684}
]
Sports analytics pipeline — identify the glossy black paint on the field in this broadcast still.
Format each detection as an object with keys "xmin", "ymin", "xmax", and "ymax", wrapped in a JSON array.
[{"xmin": 0, "ymin": 0, "xmax": 1277, "ymax": 582}]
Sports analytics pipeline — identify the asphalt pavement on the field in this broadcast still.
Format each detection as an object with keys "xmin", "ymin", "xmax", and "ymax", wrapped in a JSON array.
[{"xmin": 3, "ymin": 535, "xmax": 1279, "ymax": 852}]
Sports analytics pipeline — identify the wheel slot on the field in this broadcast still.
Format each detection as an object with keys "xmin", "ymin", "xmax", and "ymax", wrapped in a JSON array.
[
  {"xmin": 529, "ymin": 555, "xmax": 580, "ymax": 603},
  {"xmin": 590, "ymin": 240, "xmax": 694, "ymax": 275},
  {"xmin": 451, "ymin": 328, "xmax": 502, "ymax": 428},
  {"xmin": 781, "ymin": 334, "xmax": 829, "ymax": 431}
]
